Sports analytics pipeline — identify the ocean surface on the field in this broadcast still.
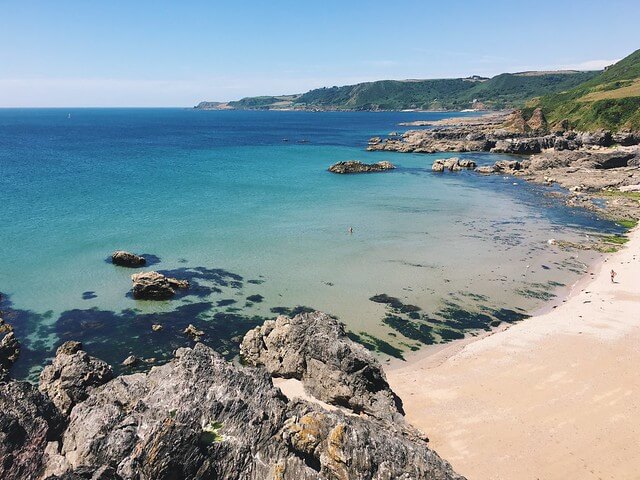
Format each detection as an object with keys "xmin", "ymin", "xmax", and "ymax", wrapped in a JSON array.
[{"xmin": 0, "ymin": 108, "xmax": 623, "ymax": 379}]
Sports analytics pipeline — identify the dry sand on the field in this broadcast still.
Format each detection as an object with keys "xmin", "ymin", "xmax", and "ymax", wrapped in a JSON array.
[{"xmin": 386, "ymin": 227, "xmax": 640, "ymax": 480}]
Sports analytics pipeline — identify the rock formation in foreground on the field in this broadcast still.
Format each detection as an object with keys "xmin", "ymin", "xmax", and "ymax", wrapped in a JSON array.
[
  {"xmin": 241, "ymin": 311, "xmax": 403, "ymax": 420},
  {"xmin": 130, "ymin": 271, "xmax": 189, "ymax": 300},
  {"xmin": 0, "ymin": 313, "xmax": 464, "ymax": 480},
  {"xmin": 328, "ymin": 160, "xmax": 395, "ymax": 174},
  {"xmin": 111, "ymin": 251, "xmax": 146, "ymax": 268}
]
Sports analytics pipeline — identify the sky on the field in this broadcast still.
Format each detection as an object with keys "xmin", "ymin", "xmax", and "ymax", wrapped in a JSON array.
[{"xmin": 0, "ymin": 0, "xmax": 638, "ymax": 107}]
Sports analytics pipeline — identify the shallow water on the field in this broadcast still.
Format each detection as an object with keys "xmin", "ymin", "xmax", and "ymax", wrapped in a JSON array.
[{"xmin": 0, "ymin": 109, "xmax": 622, "ymax": 379}]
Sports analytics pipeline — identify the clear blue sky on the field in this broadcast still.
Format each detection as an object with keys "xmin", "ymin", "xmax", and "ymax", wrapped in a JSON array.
[{"xmin": 1, "ymin": 0, "xmax": 638, "ymax": 107}]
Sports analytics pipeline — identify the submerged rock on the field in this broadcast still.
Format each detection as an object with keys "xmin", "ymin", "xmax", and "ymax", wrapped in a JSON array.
[
  {"xmin": 241, "ymin": 311, "xmax": 403, "ymax": 420},
  {"xmin": 328, "ymin": 160, "xmax": 395, "ymax": 174},
  {"xmin": 39, "ymin": 342, "xmax": 114, "ymax": 416},
  {"xmin": 0, "ymin": 381, "xmax": 65, "ymax": 480},
  {"xmin": 0, "ymin": 317, "xmax": 20, "ymax": 381},
  {"xmin": 111, "ymin": 251, "xmax": 146, "ymax": 268},
  {"xmin": 46, "ymin": 343, "xmax": 461, "ymax": 479},
  {"xmin": 130, "ymin": 271, "xmax": 189, "ymax": 300}
]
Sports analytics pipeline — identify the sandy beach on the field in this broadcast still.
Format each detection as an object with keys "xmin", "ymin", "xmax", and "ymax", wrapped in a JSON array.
[{"xmin": 386, "ymin": 227, "xmax": 640, "ymax": 479}]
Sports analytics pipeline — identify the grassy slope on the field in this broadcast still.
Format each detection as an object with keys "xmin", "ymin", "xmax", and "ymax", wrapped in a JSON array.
[
  {"xmin": 220, "ymin": 71, "xmax": 599, "ymax": 111},
  {"xmin": 536, "ymin": 49, "xmax": 640, "ymax": 131}
]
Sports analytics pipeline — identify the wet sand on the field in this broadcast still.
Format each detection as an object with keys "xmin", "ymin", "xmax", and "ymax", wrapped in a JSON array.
[{"xmin": 386, "ymin": 227, "xmax": 640, "ymax": 480}]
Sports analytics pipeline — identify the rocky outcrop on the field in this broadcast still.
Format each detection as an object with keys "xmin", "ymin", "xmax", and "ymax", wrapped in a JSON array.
[
  {"xmin": 111, "ymin": 251, "xmax": 146, "ymax": 268},
  {"xmin": 0, "ymin": 317, "xmax": 20, "ymax": 381},
  {"xmin": 45, "ymin": 343, "xmax": 462, "ymax": 480},
  {"xmin": 491, "ymin": 138, "xmax": 542, "ymax": 154},
  {"xmin": 0, "ymin": 381, "xmax": 65, "ymax": 480},
  {"xmin": 328, "ymin": 160, "xmax": 395, "ymax": 174},
  {"xmin": 526, "ymin": 108, "xmax": 548, "ymax": 133},
  {"xmin": 130, "ymin": 271, "xmax": 189, "ymax": 300},
  {"xmin": 241, "ymin": 311, "xmax": 403, "ymax": 420},
  {"xmin": 367, "ymin": 111, "xmax": 639, "ymax": 156},
  {"xmin": 39, "ymin": 342, "xmax": 114, "ymax": 416},
  {"xmin": 432, "ymin": 157, "xmax": 476, "ymax": 172}
]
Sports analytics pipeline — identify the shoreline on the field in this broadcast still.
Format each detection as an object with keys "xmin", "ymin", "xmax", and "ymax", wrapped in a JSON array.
[{"xmin": 385, "ymin": 226, "xmax": 640, "ymax": 479}]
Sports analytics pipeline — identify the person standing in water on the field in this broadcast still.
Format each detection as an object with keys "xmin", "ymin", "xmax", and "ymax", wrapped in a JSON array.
[
  {"xmin": 611, "ymin": 269, "xmax": 617, "ymax": 283},
  {"xmin": 348, "ymin": 226, "xmax": 353, "ymax": 235}
]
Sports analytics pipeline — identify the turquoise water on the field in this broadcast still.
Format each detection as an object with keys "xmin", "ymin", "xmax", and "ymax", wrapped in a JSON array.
[{"xmin": 0, "ymin": 109, "xmax": 620, "ymax": 378}]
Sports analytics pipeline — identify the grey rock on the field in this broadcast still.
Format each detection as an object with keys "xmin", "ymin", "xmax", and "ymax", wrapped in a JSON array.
[
  {"xmin": 111, "ymin": 251, "xmax": 146, "ymax": 268},
  {"xmin": 39, "ymin": 343, "xmax": 114, "ymax": 416},
  {"xmin": 121, "ymin": 355, "xmax": 139, "ymax": 367},
  {"xmin": 130, "ymin": 271, "xmax": 189, "ymax": 300},
  {"xmin": 0, "ymin": 317, "xmax": 20, "ymax": 381},
  {"xmin": 328, "ymin": 160, "xmax": 395, "ymax": 174},
  {"xmin": 491, "ymin": 138, "xmax": 541, "ymax": 154},
  {"xmin": 0, "ymin": 381, "xmax": 65, "ymax": 480},
  {"xmin": 52, "ymin": 343, "xmax": 462, "ymax": 480},
  {"xmin": 241, "ymin": 311, "xmax": 403, "ymax": 420}
]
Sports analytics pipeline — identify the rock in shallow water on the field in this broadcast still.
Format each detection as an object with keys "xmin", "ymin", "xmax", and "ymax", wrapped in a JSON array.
[
  {"xmin": 130, "ymin": 271, "xmax": 189, "ymax": 300},
  {"xmin": 328, "ymin": 160, "xmax": 395, "ymax": 174},
  {"xmin": 111, "ymin": 251, "xmax": 146, "ymax": 268}
]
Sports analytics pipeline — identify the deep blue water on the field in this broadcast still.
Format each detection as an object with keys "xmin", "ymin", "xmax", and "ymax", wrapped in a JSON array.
[{"xmin": 0, "ymin": 109, "xmax": 621, "ymax": 379}]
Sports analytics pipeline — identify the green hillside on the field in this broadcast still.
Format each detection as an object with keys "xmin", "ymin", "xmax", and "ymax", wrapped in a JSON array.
[
  {"xmin": 535, "ymin": 49, "xmax": 640, "ymax": 131},
  {"xmin": 208, "ymin": 71, "xmax": 598, "ymax": 112}
]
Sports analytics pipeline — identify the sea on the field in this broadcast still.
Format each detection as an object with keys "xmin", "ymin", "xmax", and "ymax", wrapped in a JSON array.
[{"xmin": 0, "ymin": 108, "xmax": 623, "ymax": 380}]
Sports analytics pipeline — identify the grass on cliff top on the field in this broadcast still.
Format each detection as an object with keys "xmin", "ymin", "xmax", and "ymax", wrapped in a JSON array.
[
  {"xmin": 598, "ymin": 190, "xmax": 640, "ymax": 201},
  {"xmin": 536, "ymin": 48, "xmax": 640, "ymax": 131}
]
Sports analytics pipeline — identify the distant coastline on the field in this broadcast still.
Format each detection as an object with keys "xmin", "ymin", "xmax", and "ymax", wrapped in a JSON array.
[{"xmin": 194, "ymin": 69, "xmax": 598, "ymax": 112}]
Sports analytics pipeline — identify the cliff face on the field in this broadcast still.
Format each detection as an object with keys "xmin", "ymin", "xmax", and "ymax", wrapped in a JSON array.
[{"xmin": 0, "ymin": 312, "xmax": 465, "ymax": 480}]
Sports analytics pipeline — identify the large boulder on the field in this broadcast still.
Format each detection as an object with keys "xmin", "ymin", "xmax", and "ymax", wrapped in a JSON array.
[
  {"xmin": 50, "ymin": 343, "xmax": 463, "ymax": 480},
  {"xmin": 241, "ymin": 311, "xmax": 403, "ymax": 420},
  {"xmin": 0, "ymin": 381, "xmax": 65, "ymax": 480},
  {"xmin": 328, "ymin": 160, "xmax": 395, "ymax": 174},
  {"xmin": 39, "ymin": 341, "xmax": 114, "ymax": 416},
  {"xmin": 130, "ymin": 271, "xmax": 189, "ymax": 300},
  {"xmin": 111, "ymin": 251, "xmax": 146, "ymax": 268},
  {"xmin": 0, "ymin": 317, "xmax": 20, "ymax": 381}
]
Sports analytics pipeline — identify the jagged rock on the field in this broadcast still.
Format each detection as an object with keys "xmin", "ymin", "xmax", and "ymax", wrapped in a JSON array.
[
  {"xmin": 576, "ymin": 130, "xmax": 613, "ymax": 147},
  {"xmin": 50, "ymin": 343, "xmax": 462, "ymax": 480},
  {"xmin": 183, "ymin": 324, "xmax": 204, "ymax": 340},
  {"xmin": 328, "ymin": 160, "xmax": 395, "ymax": 174},
  {"xmin": 39, "ymin": 343, "xmax": 114, "ymax": 416},
  {"xmin": 151, "ymin": 324, "xmax": 163, "ymax": 332},
  {"xmin": 493, "ymin": 160, "xmax": 523, "ymax": 172},
  {"xmin": 432, "ymin": 160, "xmax": 446, "ymax": 172},
  {"xmin": 111, "ymin": 251, "xmax": 146, "ymax": 268},
  {"xmin": 526, "ymin": 108, "xmax": 548, "ymax": 133},
  {"xmin": 0, "ymin": 317, "xmax": 20, "ymax": 381},
  {"xmin": 241, "ymin": 311, "xmax": 403, "ymax": 420},
  {"xmin": 491, "ymin": 138, "xmax": 541, "ymax": 154},
  {"xmin": 121, "ymin": 355, "xmax": 139, "ymax": 367},
  {"xmin": 368, "ymin": 136, "xmax": 382, "ymax": 144},
  {"xmin": 0, "ymin": 381, "xmax": 65, "ymax": 480},
  {"xmin": 458, "ymin": 159, "xmax": 477, "ymax": 168},
  {"xmin": 502, "ymin": 109, "xmax": 528, "ymax": 133},
  {"xmin": 613, "ymin": 131, "xmax": 640, "ymax": 146},
  {"xmin": 130, "ymin": 271, "xmax": 189, "ymax": 300},
  {"xmin": 475, "ymin": 165, "xmax": 496, "ymax": 174}
]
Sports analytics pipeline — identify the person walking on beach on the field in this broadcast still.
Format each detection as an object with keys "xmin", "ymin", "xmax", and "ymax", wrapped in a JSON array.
[{"xmin": 611, "ymin": 269, "xmax": 617, "ymax": 283}]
